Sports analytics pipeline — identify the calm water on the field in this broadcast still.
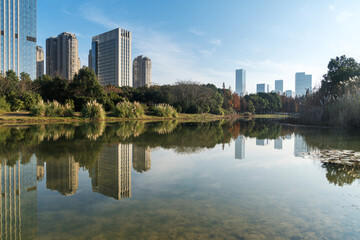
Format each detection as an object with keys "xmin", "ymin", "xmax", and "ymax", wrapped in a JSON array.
[{"xmin": 1, "ymin": 120, "xmax": 360, "ymax": 239}]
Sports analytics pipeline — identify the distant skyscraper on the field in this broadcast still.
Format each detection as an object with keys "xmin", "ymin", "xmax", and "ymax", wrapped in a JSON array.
[
  {"xmin": 36, "ymin": 46, "xmax": 44, "ymax": 79},
  {"xmin": 274, "ymin": 138, "xmax": 283, "ymax": 150},
  {"xmin": 235, "ymin": 136, "xmax": 245, "ymax": 159},
  {"xmin": 256, "ymin": 139, "xmax": 269, "ymax": 146},
  {"xmin": 90, "ymin": 144, "xmax": 132, "ymax": 200},
  {"xmin": 295, "ymin": 72, "xmax": 312, "ymax": 97},
  {"xmin": 133, "ymin": 55, "xmax": 151, "ymax": 88},
  {"xmin": 235, "ymin": 69, "xmax": 246, "ymax": 96},
  {"xmin": 0, "ymin": 0, "xmax": 37, "ymax": 79},
  {"xmin": 294, "ymin": 134, "xmax": 310, "ymax": 157},
  {"xmin": 133, "ymin": 145, "xmax": 151, "ymax": 172},
  {"xmin": 46, "ymin": 156, "xmax": 79, "ymax": 196},
  {"xmin": 1, "ymin": 157, "xmax": 39, "ymax": 239},
  {"xmin": 46, "ymin": 32, "xmax": 81, "ymax": 80},
  {"xmin": 90, "ymin": 28, "xmax": 132, "ymax": 87},
  {"xmin": 285, "ymin": 90, "xmax": 293, "ymax": 98},
  {"xmin": 275, "ymin": 80, "xmax": 283, "ymax": 94},
  {"xmin": 257, "ymin": 83, "xmax": 270, "ymax": 93}
]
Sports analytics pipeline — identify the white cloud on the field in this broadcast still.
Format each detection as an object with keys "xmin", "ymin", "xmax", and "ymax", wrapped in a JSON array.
[
  {"xmin": 209, "ymin": 38, "xmax": 222, "ymax": 46},
  {"xmin": 328, "ymin": 4, "xmax": 335, "ymax": 11},
  {"xmin": 189, "ymin": 28, "xmax": 205, "ymax": 36},
  {"xmin": 336, "ymin": 10, "xmax": 353, "ymax": 22}
]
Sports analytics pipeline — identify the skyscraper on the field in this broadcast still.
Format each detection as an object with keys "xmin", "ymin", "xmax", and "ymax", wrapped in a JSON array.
[
  {"xmin": 0, "ymin": 0, "xmax": 36, "ymax": 79},
  {"xmin": 285, "ymin": 90, "xmax": 293, "ymax": 98},
  {"xmin": 36, "ymin": 46, "xmax": 44, "ymax": 79},
  {"xmin": 256, "ymin": 83, "xmax": 270, "ymax": 93},
  {"xmin": 235, "ymin": 69, "xmax": 246, "ymax": 96},
  {"xmin": 90, "ymin": 28, "xmax": 132, "ymax": 87},
  {"xmin": 274, "ymin": 138, "xmax": 283, "ymax": 150},
  {"xmin": 46, "ymin": 32, "xmax": 81, "ymax": 80},
  {"xmin": 133, "ymin": 145, "xmax": 151, "ymax": 172},
  {"xmin": 90, "ymin": 144, "xmax": 132, "ymax": 200},
  {"xmin": 295, "ymin": 72, "xmax": 312, "ymax": 97},
  {"xmin": 133, "ymin": 55, "xmax": 151, "ymax": 88},
  {"xmin": 256, "ymin": 139, "xmax": 269, "ymax": 146},
  {"xmin": 275, "ymin": 80, "xmax": 283, "ymax": 94},
  {"xmin": 235, "ymin": 136, "xmax": 245, "ymax": 160}
]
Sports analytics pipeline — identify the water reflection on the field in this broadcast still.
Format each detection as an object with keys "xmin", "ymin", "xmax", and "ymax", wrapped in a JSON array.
[{"xmin": 1, "ymin": 120, "xmax": 360, "ymax": 238}]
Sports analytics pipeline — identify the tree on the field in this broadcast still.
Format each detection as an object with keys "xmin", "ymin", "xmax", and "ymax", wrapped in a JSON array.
[
  {"xmin": 248, "ymin": 100, "xmax": 255, "ymax": 113},
  {"xmin": 320, "ymin": 55, "xmax": 360, "ymax": 96}
]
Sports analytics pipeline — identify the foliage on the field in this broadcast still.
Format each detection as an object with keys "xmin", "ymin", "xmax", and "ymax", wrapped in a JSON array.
[
  {"xmin": 30, "ymin": 100, "xmax": 74, "ymax": 117},
  {"xmin": 149, "ymin": 104, "xmax": 178, "ymax": 118},
  {"xmin": 81, "ymin": 100, "xmax": 106, "ymax": 120},
  {"xmin": 0, "ymin": 96, "xmax": 10, "ymax": 112},
  {"xmin": 112, "ymin": 101, "xmax": 145, "ymax": 118}
]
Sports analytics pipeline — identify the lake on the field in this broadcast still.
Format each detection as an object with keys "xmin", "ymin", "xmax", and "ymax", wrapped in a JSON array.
[{"xmin": 1, "ymin": 120, "xmax": 360, "ymax": 239}]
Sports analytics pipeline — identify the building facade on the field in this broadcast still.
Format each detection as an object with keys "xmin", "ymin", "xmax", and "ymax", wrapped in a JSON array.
[
  {"xmin": 235, "ymin": 69, "xmax": 246, "ymax": 96},
  {"xmin": 46, "ymin": 32, "xmax": 81, "ymax": 80},
  {"xmin": 256, "ymin": 83, "xmax": 270, "ymax": 93},
  {"xmin": 90, "ymin": 28, "xmax": 132, "ymax": 87},
  {"xmin": 36, "ymin": 46, "xmax": 44, "ymax": 79},
  {"xmin": 133, "ymin": 55, "xmax": 151, "ymax": 88},
  {"xmin": 275, "ymin": 80, "xmax": 283, "ymax": 94},
  {"xmin": 235, "ymin": 136, "xmax": 245, "ymax": 160},
  {"xmin": 285, "ymin": 90, "xmax": 293, "ymax": 98},
  {"xmin": 0, "ymin": 0, "xmax": 37, "ymax": 79},
  {"xmin": 295, "ymin": 72, "xmax": 312, "ymax": 97},
  {"xmin": 133, "ymin": 145, "xmax": 151, "ymax": 172}
]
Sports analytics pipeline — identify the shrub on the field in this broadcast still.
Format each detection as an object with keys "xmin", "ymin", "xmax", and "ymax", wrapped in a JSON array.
[
  {"xmin": 113, "ymin": 101, "xmax": 145, "ymax": 118},
  {"xmin": 81, "ymin": 100, "xmax": 106, "ymax": 120},
  {"xmin": 150, "ymin": 104, "xmax": 178, "ymax": 118},
  {"xmin": 0, "ymin": 96, "xmax": 11, "ymax": 112},
  {"xmin": 30, "ymin": 100, "xmax": 74, "ymax": 117},
  {"xmin": 22, "ymin": 92, "xmax": 42, "ymax": 111}
]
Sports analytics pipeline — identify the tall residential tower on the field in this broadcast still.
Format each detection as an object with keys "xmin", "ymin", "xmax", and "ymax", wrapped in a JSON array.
[
  {"xmin": 235, "ymin": 69, "xmax": 246, "ymax": 96},
  {"xmin": 133, "ymin": 55, "xmax": 151, "ymax": 88},
  {"xmin": 295, "ymin": 72, "xmax": 312, "ymax": 97},
  {"xmin": 90, "ymin": 28, "xmax": 132, "ymax": 87},
  {"xmin": 46, "ymin": 32, "xmax": 81, "ymax": 80},
  {"xmin": 0, "ymin": 0, "xmax": 37, "ymax": 79},
  {"xmin": 36, "ymin": 46, "xmax": 44, "ymax": 79}
]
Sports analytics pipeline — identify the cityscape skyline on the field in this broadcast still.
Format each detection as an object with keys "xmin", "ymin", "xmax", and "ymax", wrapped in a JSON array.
[{"xmin": 36, "ymin": 0, "xmax": 360, "ymax": 92}]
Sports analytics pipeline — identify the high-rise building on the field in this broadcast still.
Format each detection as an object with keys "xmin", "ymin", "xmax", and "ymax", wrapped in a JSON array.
[
  {"xmin": 133, "ymin": 55, "xmax": 151, "ymax": 88},
  {"xmin": 90, "ymin": 144, "xmax": 132, "ymax": 200},
  {"xmin": 36, "ymin": 46, "xmax": 44, "ymax": 79},
  {"xmin": 46, "ymin": 32, "xmax": 81, "ymax": 80},
  {"xmin": 285, "ymin": 90, "xmax": 293, "ymax": 98},
  {"xmin": 295, "ymin": 72, "xmax": 312, "ymax": 97},
  {"xmin": 1, "ymin": 157, "xmax": 39, "ymax": 239},
  {"xmin": 257, "ymin": 83, "xmax": 270, "ymax": 93},
  {"xmin": 90, "ymin": 28, "xmax": 132, "ymax": 87},
  {"xmin": 235, "ymin": 69, "xmax": 246, "ymax": 96},
  {"xmin": 274, "ymin": 138, "xmax": 283, "ymax": 150},
  {"xmin": 275, "ymin": 80, "xmax": 283, "ymax": 94},
  {"xmin": 0, "ymin": 0, "xmax": 36, "ymax": 79},
  {"xmin": 133, "ymin": 145, "xmax": 151, "ymax": 172},
  {"xmin": 235, "ymin": 136, "xmax": 245, "ymax": 160},
  {"xmin": 256, "ymin": 139, "xmax": 269, "ymax": 146},
  {"xmin": 294, "ymin": 134, "xmax": 310, "ymax": 157},
  {"xmin": 46, "ymin": 156, "xmax": 79, "ymax": 196}
]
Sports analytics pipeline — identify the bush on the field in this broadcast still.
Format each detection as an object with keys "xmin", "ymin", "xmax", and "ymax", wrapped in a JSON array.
[
  {"xmin": 113, "ymin": 101, "xmax": 144, "ymax": 118},
  {"xmin": 150, "ymin": 104, "xmax": 178, "ymax": 118},
  {"xmin": 22, "ymin": 92, "xmax": 42, "ymax": 111},
  {"xmin": 0, "ymin": 96, "xmax": 11, "ymax": 112},
  {"xmin": 30, "ymin": 100, "xmax": 74, "ymax": 117},
  {"xmin": 81, "ymin": 100, "xmax": 106, "ymax": 120}
]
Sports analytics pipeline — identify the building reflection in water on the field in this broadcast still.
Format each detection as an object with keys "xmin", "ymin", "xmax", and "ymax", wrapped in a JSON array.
[
  {"xmin": 235, "ymin": 136, "xmax": 245, "ymax": 160},
  {"xmin": 46, "ymin": 156, "xmax": 79, "ymax": 196},
  {"xmin": 294, "ymin": 134, "xmax": 310, "ymax": 157},
  {"xmin": 1, "ymin": 157, "xmax": 40, "ymax": 239},
  {"xmin": 274, "ymin": 138, "xmax": 283, "ymax": 150},
  {"xmin": 256, "ymin": 139, "xmax": 269, "ymax": 146},
  {"xmin": 90, "ymin": 144, "xmax": 133, "ymax": 200},
  {"xmin": 133, "ymin": 145, "xmax": 151, "ymax": 173}
]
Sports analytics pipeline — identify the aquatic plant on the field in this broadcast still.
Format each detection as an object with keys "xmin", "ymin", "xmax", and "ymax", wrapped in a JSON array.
[
  {"xmin": 112, "ymin": 101, "xmax": 144, "ymax": 118},
  {"xmin": 149, "ymin": 104, "xmax": 178, "ymax": 118},
  {"xmin": 81, "ymin": 100, "xmax": 106, "ymax": 120}
]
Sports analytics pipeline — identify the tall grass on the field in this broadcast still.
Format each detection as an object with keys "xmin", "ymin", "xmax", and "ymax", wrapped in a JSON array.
[
  {"xmin": 112, "ymin": 101, "xmax": 144, "ymax": 118},
  {"xmin": 81, "ymin": 100, "xmax": 106, "ymax": 120},
  {"xmin": 150, "ymin": 104, "xmax": 178, "ymax": 118},
  {"xmin": 299, "ymin": 78, "xmax": 360, "ymax": 128},
  {"xmin": 30, "ymin": 101, "xmax": 74, "ymax": 117}
]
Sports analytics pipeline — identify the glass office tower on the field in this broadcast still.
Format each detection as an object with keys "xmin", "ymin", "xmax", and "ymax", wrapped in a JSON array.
[
  {"xmin": 235, "ymin": 69, "xmax": 246, "ymax": 96},
  {"xmin": 0, "ymin": 0, "xmax": 36, "ymax": 79},
  {"xmin": 295, "ymin": 72, "xmax": 312, "ymax": 97}
]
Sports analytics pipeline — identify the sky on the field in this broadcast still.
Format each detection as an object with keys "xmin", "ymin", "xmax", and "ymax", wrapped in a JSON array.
[{"xmin": 38, "ymin": 0, "xmax": 360, "ymax": 93}]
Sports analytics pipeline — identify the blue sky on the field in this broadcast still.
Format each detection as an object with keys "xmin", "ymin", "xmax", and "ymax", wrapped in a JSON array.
[{"xmin": 38, "ymin": 0, "xmax": 360, "ymax": 93}]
